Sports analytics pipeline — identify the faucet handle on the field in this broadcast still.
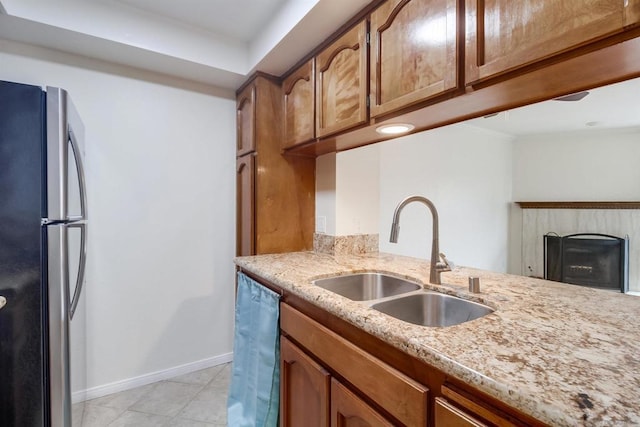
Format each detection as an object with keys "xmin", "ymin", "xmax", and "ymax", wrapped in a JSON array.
[{"xmin": 436, "ymin": 253, "xmax": 453, "ymax": 272}]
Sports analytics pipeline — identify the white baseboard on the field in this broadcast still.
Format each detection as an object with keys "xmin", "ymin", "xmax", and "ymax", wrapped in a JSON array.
[{"xmin": 72, "ymin": 352, "xmax": 233, "ymax": 403}]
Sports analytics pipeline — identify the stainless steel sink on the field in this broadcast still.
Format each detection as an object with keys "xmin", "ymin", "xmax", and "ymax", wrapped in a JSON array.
[
  {"xmin": 312, "ymin": 273, "xmax": 421, "ymax": 301},
  {"xmin": 371, "ymin": 292, "xmax": 493, "ymax": 327}
]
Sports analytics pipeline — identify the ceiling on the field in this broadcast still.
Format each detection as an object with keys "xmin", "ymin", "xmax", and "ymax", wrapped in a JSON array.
[
  {"xmin": 112, "ymin": 0, "xmax": 288, "ymax": 42},
  {"xmin": 466, "ymin": 77, "xmax": 640, "ymax": 136},
  {"xmin": 0, "ymin": 0, "xmax": 371, "ymax": 89},
  {"xmin": 0, "ymin": 0, "xmax": 639, "ymax": 135}
]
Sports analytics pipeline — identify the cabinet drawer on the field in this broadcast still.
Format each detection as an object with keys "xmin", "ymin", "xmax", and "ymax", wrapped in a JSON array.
[
  {"xmin": 442, "ymin": 385, "xmax": 523, "ymax": 427},
  {"xmin": 280, "ymin": 303, "xmax": 428, "ymax": 426},
  {"xmin": 435, "ymin": 398, "xmax": 487, "ymax": 427}
]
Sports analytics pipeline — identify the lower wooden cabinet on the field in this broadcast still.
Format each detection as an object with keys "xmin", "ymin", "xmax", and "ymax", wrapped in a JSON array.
[
  {"xmin": 280, "ymin": 336, "xmax": 330, "ymax": 427},
  {"xmin": 233, "ymin": 271, "xmax": 547, "ymax": 427},
  {"xmin": 280, "ymin": 303, "xmax": 429, "ymax": 426},
  {"xmin": 280, "ymin": 336, "xmax": 395, "ymax": 427},
  {"xmin": 331, "ymin": 379, "xmax": 394, "ymax": 427}
]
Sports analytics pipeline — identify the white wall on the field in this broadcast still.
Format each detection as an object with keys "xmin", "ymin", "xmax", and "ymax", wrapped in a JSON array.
[
  {"xmin": 336, "ymin": 144, "xmax": 380, "ymax": 235},
  {"xmin": 317, "ymin": 116, "xmax": 640, "ymax": 278},
  {"xmin": 316, "ymin": 144, "xmax": 381, "ymax": 236},
  {"xmin": 510, "ymin": 127, "xmax": 640, "ymax": 279},
  {"xmin": 316, "ymin": 153, "xmax": 337, "ymax": 235},
  {"xmin": 512, "ymin": 128, "xmax": 640, "ymax": 200},
  {"xmin": 318, "ymin": 123, "xmax": 513, "ymax": 271},
  {"xmin": 0, "ymin": 40, "xmax": 236, "ymax": 395},
  {"xmin": 377, "ymin": 124, "xmax": 514, "ymax": 272}
]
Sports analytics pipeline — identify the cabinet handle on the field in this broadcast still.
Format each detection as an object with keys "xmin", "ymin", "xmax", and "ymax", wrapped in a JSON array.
[{"xmin": 0, "ymin": 296, "xmax": 6, "ymax": 310}]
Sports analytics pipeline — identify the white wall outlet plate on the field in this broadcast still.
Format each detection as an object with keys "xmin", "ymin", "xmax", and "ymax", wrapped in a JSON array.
[{"xmin": 316, "ymin": 216, "xmax": 327, "ymax": 233}]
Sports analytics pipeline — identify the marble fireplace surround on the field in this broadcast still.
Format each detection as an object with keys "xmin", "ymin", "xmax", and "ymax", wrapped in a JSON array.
[{"xmin": 517, "ymin": 202, "xmax": 640, "ymax": 293}]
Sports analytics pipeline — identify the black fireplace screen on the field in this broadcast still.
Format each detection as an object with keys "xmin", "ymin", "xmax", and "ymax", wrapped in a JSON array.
[{"xmin": 544, "ymin": 233, "xmax": 629, "ymax": 292}]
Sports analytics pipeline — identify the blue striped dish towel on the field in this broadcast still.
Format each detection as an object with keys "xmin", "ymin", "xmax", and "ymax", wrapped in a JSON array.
[{"xmin": 227, "ymin": 272, "xmax": 281, "ymax": 427}]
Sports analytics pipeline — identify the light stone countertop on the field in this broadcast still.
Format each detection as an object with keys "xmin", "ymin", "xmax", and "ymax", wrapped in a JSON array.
[{"xmin": 234, "ymin": 251, "xmax": 640, "ymax": 427}]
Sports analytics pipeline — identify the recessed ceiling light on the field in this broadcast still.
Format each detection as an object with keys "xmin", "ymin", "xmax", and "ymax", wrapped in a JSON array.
[
  {"xmin": 554, "ymin": 91, "xmax": 590, "ymax": 102},
  {"xmin": 375, "ymin": 123, "xmax": 415, "ymax": 135}
]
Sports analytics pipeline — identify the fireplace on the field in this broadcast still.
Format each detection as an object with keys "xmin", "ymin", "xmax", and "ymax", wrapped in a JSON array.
[{"xmin": 544, "ymin": 233, "xmax": 629, "ymax": 292}]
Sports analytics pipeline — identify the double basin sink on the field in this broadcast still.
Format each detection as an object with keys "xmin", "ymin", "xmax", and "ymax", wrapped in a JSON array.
[{"xmin": 312, "ymin": 273, "xmax": 493, "ymax": 327}]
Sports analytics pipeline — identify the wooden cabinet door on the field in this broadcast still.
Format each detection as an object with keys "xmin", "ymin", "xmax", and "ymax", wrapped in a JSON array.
[
  {"xmin": 236, "ymin": 83, "xmax": 255, "ymax": 156},
  {"xmin": 236, "ymin": 154, "xmax": 255, "ymax": 256},
  {"xmin": 283, "ymin": 59, "xmax": 315, "ymax": 149},
  {"xmin": 281, "ymin": 304, "xmax": 429, "ymax": 427},
  {"xmin": 316, "ymin": 20, "xmax": 368, "ymax": 138},
  {"xmin": 280, "ymin": 336, "xmax": 330, "ymax": 427},
  {"xmin": 435, "ymin": 398, "xmax": 488, "ymax": 427},
  {"xmin": 628, "ymin": 0, "xmax": 640, "ymax": 26},
  {"xmin": 331, "ymin": 379, "xmax": 394, "ymax": 427},
  {"xmin": 465, "ymin": 0, "xmax": 638, "ymax": 85},
  {"xmin": 370, "ymin": 0, "xmax": 458, "ymax": 118}
]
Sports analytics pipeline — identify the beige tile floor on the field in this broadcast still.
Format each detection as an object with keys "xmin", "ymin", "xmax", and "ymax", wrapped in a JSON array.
[{"xmin": 72, "ymin": 363, "xmax": 231, "ymax": 426}]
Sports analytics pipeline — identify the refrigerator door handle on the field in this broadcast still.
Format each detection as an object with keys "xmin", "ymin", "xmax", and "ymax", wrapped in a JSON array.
[
  {"xmin": 68, "ymin": 128, "xmax": 87, "ymax": 222},
  {"xmin": 68, "ymin": 222, "xmax": 87, "ymax": 320},
  {"xmin": 46, "ymin": 87, "xmax": 88, "ymax": 223}
]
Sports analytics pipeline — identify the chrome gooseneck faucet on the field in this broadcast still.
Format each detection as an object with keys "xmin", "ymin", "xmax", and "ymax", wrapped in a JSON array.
[{"xmin": 389, "ymin": 195, "xmax": 451, "ymax": 284}]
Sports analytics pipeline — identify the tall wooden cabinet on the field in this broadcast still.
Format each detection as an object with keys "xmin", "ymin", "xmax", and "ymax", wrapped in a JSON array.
[
  {"xmin": 370, "ymin": 0, "xmax": 459, "ymax": 118},
  {"xmin": 235, "ymin": 74, "xmax": 315, "ymax": 256},
  {"xmin": 236, "ymin": 154, "xmax": 255, "ymax": 256},
  {"xmin": 465, "ymin": 0, "xmax": 640, "ymax": 84}
]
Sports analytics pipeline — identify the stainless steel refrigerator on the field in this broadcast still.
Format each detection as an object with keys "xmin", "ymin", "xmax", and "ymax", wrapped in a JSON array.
[{"xmin": 0, "ymin": 80, "xmax": 88, "ymax": 426}]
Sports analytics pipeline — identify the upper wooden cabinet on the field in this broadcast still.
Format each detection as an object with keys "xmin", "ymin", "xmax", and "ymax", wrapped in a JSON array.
[
  {"xmin": 370, "ymin": 0, "xmax": 459, "ymax": 118},
  {"xmin": 629, "ymin": 0, "xmax": 640, "ymax": 25},
  {"xmin": 316, "ymin": 20, "xmax": 369, "ymax": 138},
  {"xmin": 465, "ymin": 0, "xmax": 640, "ymax": 85},
  {"xmin": 283, "ymin": 59, "xmax": 316, "ymax": 149},
  {"xmin": 236, "ymin": 83, "xmax": 255, "ymax": 156}
]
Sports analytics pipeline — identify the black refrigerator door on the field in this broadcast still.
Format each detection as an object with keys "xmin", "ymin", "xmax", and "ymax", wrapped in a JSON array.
[{"xmin": 0, "ymin": 81, "xmax": 47, "ymax": 426}]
